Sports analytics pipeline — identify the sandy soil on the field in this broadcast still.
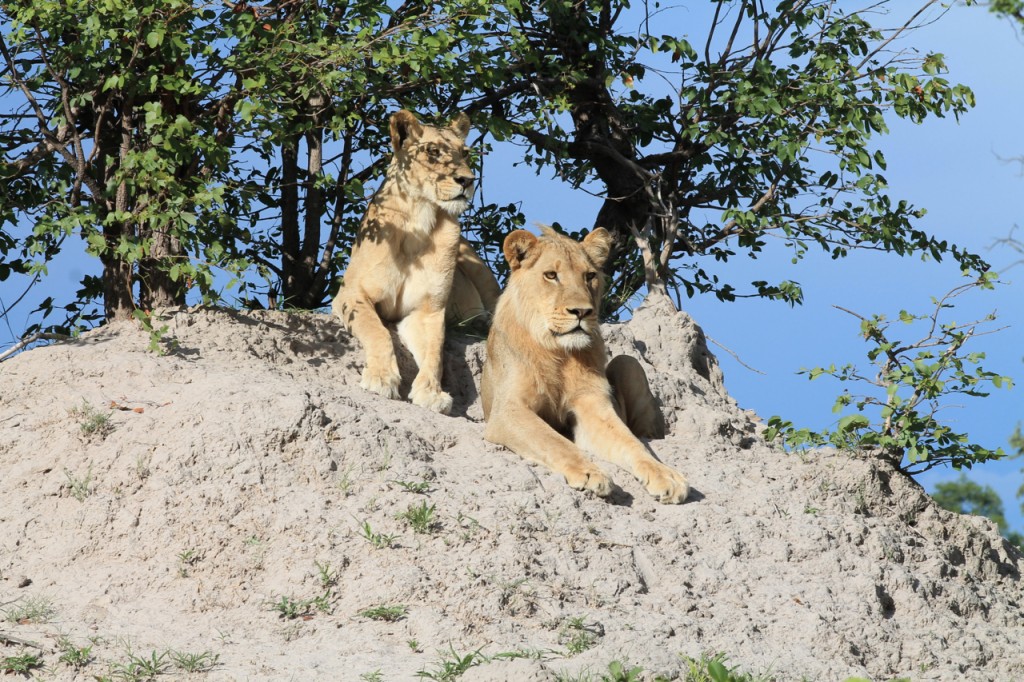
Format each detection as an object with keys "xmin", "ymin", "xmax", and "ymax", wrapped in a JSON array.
[{"xmin": 1, "ymin": 296, "xmax": 1021, "ymax": 681}]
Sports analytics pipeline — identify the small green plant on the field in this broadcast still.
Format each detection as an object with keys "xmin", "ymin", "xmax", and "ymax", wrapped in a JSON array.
[
  {"xmin": 486, "ymin": 573, "xmax": 536, "ymax": 615},
  {"xmin": 73, "ymin": 399, "xmax": 113, "ymax": 438},
  {"xmin": 64, "ymin": 464, "xmax": 95, "ymax": 501},
  {"xmin": 456, "ymin": 512, "xmax": 483, "ymax": 542},
  {"xmin": 337, "ymin": 466, "xmax": 356, "ymax": 496},
  {"xmin": 4, "ymin": 594, "xmax": 56, "ymax": 624},
  {"xmin": 270, "ymin": 595, "xmax": 308, "ymax": 620},
  {"xmin": 390, "ymin": 479, "xmax": 432, "ymax": 494},
  {"xmin": 682, "ymin": 653, "xmax": 766, "ymax": 682},
  {"xmin": 559, "ymin": 617, "xmax": 603, "ymax": 656},
  {"xmin": 170, "ymin": 649, "xmax": 220, "ymax": 673},
  {"xmin": 765, "ymin": 276, "xmax": 1012, "ymax": 475},
  {"xmin": 1, "ymin": 652, "xmax": 43, "ymax": 674},
  {"xmin": 270, "ymin": 590, "xmax": 333, "ymax": 620},
  {"xmin": 315, "ymin": 560, "xmax": 339, "ymax": 588},
  {"xmin": 359, "ymin": 520, "xmax": 398, "ymax": 549},
  {"xmin": 361, "ymin": 671, "xmax": 384, "ymax": 682},
  {"xmin": 58, "ymin": 636, "xmax": 94, "ymax": 669},
  {"xmin": 109, "ymin": 649, "xmax": 170, "ymax": 681},
  {"xmin": 243, "ymin": 534, "xmax": 267, "ymax": 570},
  {"xmin": 408, "ymin": 639, "xmax": 422, "ymax": 652},
  {"xmin": 310, "ymin": 591, "xmax": 334, "ymax": 615},
  {"xmin": 553, "ymin": 671, "xmax": 592, "ymax": 682},
  {"xmin": 491, "ymin": 647, "xmax": 558, "ymax": 662},
  {"xmin": 398, "ymin": 500, "xmax": 438, "ymax": 534},
  {"xmin": 415, "ymin": 645, "xmax": 484, "ymax": 681},
  {"xmin": 376, "ymin": 445, "xmax": 393, "ymax": 472},
  {"xmin": 177, "ymin": 548, "xmax": 201, "ymax": 577},
  {"xmin": 133, "ymin": 309, "xmax": 173, "ymax": 355},
  {"xmin": 135, "ymin": 454, "xmax": 152, "ymax": 480},
  {"xmin": 359, "ymin": 604, "xmax": 408, "ymax": 622},
  {"xmin": 601, "ymin": 660, "xmax": 645, "ymax": 682}
]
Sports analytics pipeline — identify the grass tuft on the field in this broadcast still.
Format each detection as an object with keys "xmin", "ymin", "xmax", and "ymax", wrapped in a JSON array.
[
  {"xmin": 398, "ymin": 500, "xmax": 438, "ymax": 534},
  {"xmin": 359, "ymin": 604, "xmax": 408, "ymax": 622},
  {"xmin": 415, "ymin": 645, "xmax": 485, "ymax": 681},
  {"xmin": 1, "ymin": 652, "xmax": 43, "ymax": 674},
  {"xmin": 4, "ymin": 594, "xmax": 56, "ymax": 624}
]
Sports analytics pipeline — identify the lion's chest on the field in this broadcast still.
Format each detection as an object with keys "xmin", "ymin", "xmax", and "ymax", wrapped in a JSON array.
[{"xmin": 375, "ymin": 219, "xmax": 460, "ymax": 320}]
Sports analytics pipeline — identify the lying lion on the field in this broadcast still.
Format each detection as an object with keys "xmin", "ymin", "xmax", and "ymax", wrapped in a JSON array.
[
  {"xmin": 332, "ymin": 110, "xmax": 499, "ymax": 414},
  {"xmin": 481, "ymin": 226, "xmax": 689, "ymax": 504}
]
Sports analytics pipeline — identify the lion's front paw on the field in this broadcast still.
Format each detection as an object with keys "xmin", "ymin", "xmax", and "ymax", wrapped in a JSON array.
[
  {"xmin": 409, "ymin": 381, "xmax": 453, "ymax": 415},
  {"xmin": 361, "ymin": 366, "xmax": 401, "ymax": 400},
  {"xmin": 637, "ymin": 461, "xmax": 689, "ymax": 504},
  {"xmin": 564, "ymin": 463, "xmax": 613, "ymax": 497}
]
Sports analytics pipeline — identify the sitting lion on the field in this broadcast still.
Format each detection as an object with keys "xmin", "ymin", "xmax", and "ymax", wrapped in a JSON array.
[
  {"xmin": 481, "ymin": 226, "xmax": 688, "ymax": 503},
  {"xmin": 332, "ymin": 110, "xmax": 499, "ymax": 414}
]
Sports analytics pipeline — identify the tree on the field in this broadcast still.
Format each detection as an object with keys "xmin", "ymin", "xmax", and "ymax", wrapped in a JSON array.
[
  {"xmin": 0, "ymin": 0, "xmax": 506, "ymax": 328},
  {"xmin": 0, "ymin": 0, "xmax": 240, "ymax": 323},
  {"xmin": 461, "ymin": 0, "xmax": 986, "ymax": 309},
  {"xmin": 764, "ymin": 275, "xmax": 1012, "ymax": 474},
  {"xmin": 989, "ymin": 0, "xmax": 1024, "ymax": 23},
  {"xmin": 932, "ymin": 475, "xmax": 1024, "ymax": 549},
  {"xmin": 219, "ymin": 0, "xmax": 502, "ymax": 310},
  {"xmin": 0, "ymin": 1, "xmax": 994, "ymax": 330}
]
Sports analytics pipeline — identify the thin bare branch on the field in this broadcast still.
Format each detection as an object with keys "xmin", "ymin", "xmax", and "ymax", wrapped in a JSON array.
[{"xmin": 0, "ymin": 332, "xmax": 71, "ymax": 363}]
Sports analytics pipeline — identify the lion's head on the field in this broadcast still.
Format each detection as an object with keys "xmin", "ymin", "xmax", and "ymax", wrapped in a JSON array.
[
  {"xmin": 499, "ymin": 225, "xmax": 612, "ymax": 352},
  {"xmin": 388, "ymin": 110, "xmax": 475, "ymax": 217}
]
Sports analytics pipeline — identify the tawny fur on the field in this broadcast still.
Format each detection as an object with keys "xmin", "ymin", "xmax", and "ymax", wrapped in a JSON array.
[
  {"xmin": 481, "ymin": 226, "xmax": 688, "ymax": 503},
  {"xmin": 332, "ymin": 110, "xmax": 499, "ymax": 414}
]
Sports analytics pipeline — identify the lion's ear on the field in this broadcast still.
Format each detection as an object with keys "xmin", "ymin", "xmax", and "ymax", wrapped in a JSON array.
[
  {"xmin": 503, "ymin": 230, "xmax": 538, "ymax": 271},
  {"xmin": 450, "ymin": 112, "xmax": 471, "ymax": 139},
  {"xmin": 582, "ymin": 227, "xmax": 612, "ymax": 268},
  {"xmin": 390, "ymin": 110, "xmax": 423, "ymax": 151}
]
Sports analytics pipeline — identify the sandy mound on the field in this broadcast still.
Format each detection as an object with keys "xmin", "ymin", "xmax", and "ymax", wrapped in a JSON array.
[{"xmin": 1, "ymin": 298, "xmax": 1021, "ymax": 681}]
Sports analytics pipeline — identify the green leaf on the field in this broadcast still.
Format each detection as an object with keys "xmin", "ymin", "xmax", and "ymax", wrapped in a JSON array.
[
  {"xmin": 837, "ymin": 415, "xmax": 870, "ymax": 432},
  {"xmin": 707, "ymin": 660, "xmax": 730, "ymax": 682}
]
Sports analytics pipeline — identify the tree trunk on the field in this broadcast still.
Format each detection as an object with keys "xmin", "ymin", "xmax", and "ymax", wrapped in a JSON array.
[
  {"xmin": 280, "ymin": 133, "xmax": 301, "ymax": 307},
  {"xmin": 567, "ymin": 79, "xmax": 657, "ymax": 304},
  {"xmin": 139, "ymin": 229, "xmax": 184, "ymax": 310},
  {"xmin": 280, "ymin": 92, "xmax": 331, "ymax": 310},
  {"xmin": 101, "ymin": 244, "xmax": 136, "ymax": 321},
  {"xmin": 298, "ymin": 123, "xmax": 325, "ymax": 308},
  {"xmin": 104, "ymin": 106, "xmax": 137, "ymax": 321}
]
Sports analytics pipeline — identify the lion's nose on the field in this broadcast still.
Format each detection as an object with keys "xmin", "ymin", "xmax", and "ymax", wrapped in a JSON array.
[
  {"xmin": 567, "ymin": 307, "xmax": 593, "ymax": 320},
  {"xmin": 455, "ymin": 174, "xmax": 475, "ymax": 189}
]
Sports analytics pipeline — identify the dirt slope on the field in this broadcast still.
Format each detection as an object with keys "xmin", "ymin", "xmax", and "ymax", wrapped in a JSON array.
[{"xmin": 1, "ymin": 298, "xmax": 1021, "ymax": 681}]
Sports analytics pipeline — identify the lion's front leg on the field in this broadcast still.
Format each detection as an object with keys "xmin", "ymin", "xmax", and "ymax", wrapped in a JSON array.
[
  {"xmin": 398, "ymin": 307, "xmax": 453, "ymax": 414},
  {"xmin": 332, "ymin": 288, "xmax": 401, "ymax": 399},
  {"xmin": 572, "ymin": 392, "xmax": 688, "ymax": 504},
  {"xmin": 484, "ymin": 403, "xmax": 613, "ymax": 497}
]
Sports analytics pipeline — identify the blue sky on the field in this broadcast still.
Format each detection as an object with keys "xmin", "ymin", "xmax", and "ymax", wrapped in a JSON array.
[{"xmin": 2, "ymin": 3, "xmax": 1022, "ymax": 532}]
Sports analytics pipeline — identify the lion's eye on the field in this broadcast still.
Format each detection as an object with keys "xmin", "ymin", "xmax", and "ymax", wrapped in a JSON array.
[
  {"xmin": 426, "ymin": 145, "xmax": 440, "ymax": 161},
  {"xmin": 585, "ymin": 272, "xmax": 597, "ymax": 283},
  {"xmin": 544, "ymin": 271, "xmax": 558, "ymax": 281}
]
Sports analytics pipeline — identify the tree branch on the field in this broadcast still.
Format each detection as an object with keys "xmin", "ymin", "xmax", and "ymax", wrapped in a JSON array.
[{"xmin": 0, "ymin": 332, "xmax": 71, "ymax": 363}]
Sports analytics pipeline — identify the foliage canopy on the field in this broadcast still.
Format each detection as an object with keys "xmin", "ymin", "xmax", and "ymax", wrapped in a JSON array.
[{"xmin": 1, "ymin": 0, "xmax": 991, "ymax": 334}]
